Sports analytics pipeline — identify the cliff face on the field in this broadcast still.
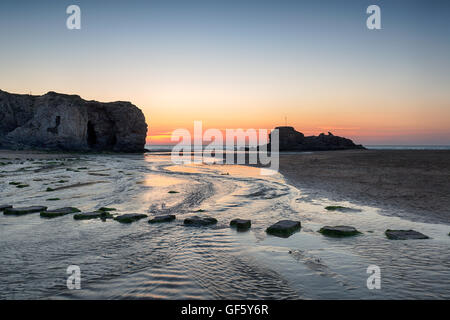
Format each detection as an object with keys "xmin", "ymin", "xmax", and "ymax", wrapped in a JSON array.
[
  {"xmin": 270, "ymin": 126, "xmax": 365, "ymax": 151},
  {"xmin": 0, "ymin": 90, "xmax": 148, "ymax": 152}
]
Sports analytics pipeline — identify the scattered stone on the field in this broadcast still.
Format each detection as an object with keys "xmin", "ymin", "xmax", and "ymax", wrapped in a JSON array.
[
  {"xmin": 4, "ymin": 206, "xmax": 48, "ymax": 215},
  {"xmin": 319, "ymin": 226, "xmax": 361, "ymax": 237},
  {"xmin": 45, "ymin": 181, "xmax": 106, "ymax": 192},
  {"xmin": 88, "ymin": 172, "xmax": 110, "ymax": 177},
  {"xmin": 98, "ymin": 207, "xmax": 116, "ymax": 212},
  {"xmin": 16, "ymin": 184, "xmax": 29, "ymax": 188},
  {"xmin": 40, "ymin": 207, "xmax": 81, "ymax": 218},
  {"xmin": 325, "ymin": 206, "xmax": 347, "ymax": 211},
  {"xmin": 385, "ymin": 229, "xmax": 429, "ymax": 240},
  {"xmin": 184, "ymin": 216, "xmax": 218, "ymax": 226},
  {"xmin": 148, "ymin": 215, "xmax": 176, "ymax": 224},
  {"xmin": 230, "ymin": 219, "xmax": 251, "ymax": 230},
  {"xmin": 73, "ymin": 211, "xmax": 113, "ymax": 220},
  {"xmin": 325, "ymin": 206, "xmax": 361, "ymax": 213},
  {"xmin": 114, "ymin": 213, "xmax": 147, "ymax": 223},
  {"xmin": 0, "ymin": 205, "xmax": 13, "ymax": 211},
  {"xmin": 266, "ymin": 220, "xmax": 301, "ymax": 237}
]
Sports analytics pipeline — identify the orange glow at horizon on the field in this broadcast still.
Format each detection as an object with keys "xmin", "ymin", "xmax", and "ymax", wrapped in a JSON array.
[{"xmin": 3, "ymin": 68, "xmax": 450, "ymax": 146}]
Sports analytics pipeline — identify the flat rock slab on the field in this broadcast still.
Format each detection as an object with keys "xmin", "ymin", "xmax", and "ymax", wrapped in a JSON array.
[
  {"xmin": 4, "ymin": 206, "xmax": 47, "ymax": 215},
  {"xmin": 74, "ymin": 211, "xmax": 113, "ymax": 220},
  {"xmin": 114, "ymin": 213, "xmax": 147, "ymax": 223},
  {"xmin": 0, "ymin": 205, "xmax": 13, "ymax": 211},
  {"xmin": 319, "ymin": 226, "xmax": 361, "ymax": 237},
  {"xmin": 385, "ymin": 229, "xmax": 429, "ymax": 240},
  {"xmin": 325, "ymin": 206, "xmax": 362, "ymax": 213},
  {"xmin": 98, "ymin": 207, "xmax": 117, "ymax": 212},
  {"xmin": 266, "ymin": 220, "xmax": 301, "ymax": 238},
  {"xmin": 40, "ymin": 207, "xmax": 81, "ymax": 218},
  {"xmin": 184, "ymin": 216, "xmax": 218, "ymax": 226},
  {"xmin": 230, "ymin": 219, "xmax": 251, "ymax": 230},
  {"xmin": 148, "ymin": 215, "xmax": 176, "ymax": 224}
]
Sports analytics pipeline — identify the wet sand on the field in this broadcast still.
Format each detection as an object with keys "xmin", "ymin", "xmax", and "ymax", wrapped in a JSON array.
[
  {"xmin": 1, "ymin": 149, "xmax": 450, "ymax": 299},
  {"xmin": 279, "ymin": 150, "xmax": 450, "ymax": 225},
  {"xmin": 0, "ymin": 149, "xmax": 79, "ymax": 160}
]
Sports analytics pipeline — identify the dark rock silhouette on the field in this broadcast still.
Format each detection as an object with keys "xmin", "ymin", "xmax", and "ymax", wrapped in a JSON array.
[
  {"xmin": 266, "ymin": 220, "xmax": 301, "ymax": 237},
  {"xmin": 148, "ymin": 215, "xmax": 176, "ymax": 224},
  {"xmin": 0, "ymin": 90, "xmax": 147, "ymax": 152},
  {"xmin": 319, "ymin": 225, "xmax": 361, "ymax": 237},
  {"xmin": 385, "ymin": 229, "xmax": 429, "ymax": 240},
  {"xmin": 114, "ymin": 213, "xmax": 148, "ymax": 223},
  {"xmin": 269, "ymin": 126, "xmax": 364, "ymax": 151},
  {"xmin": 230, "ymin": 218, "xmax": 251, "ymax": 230}
]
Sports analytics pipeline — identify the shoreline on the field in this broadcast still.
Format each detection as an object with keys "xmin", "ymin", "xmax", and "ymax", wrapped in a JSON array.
[
  {"xmin": 278, "ymin": 150, "xmax": 450, "ymax": 225},
  {"xmin": 2, "ymin": 148, "xmax": 450, "ymax": 226},
  {"xmin": 1, "ymin": 148, "xmax": 449, "ymax": 299}
]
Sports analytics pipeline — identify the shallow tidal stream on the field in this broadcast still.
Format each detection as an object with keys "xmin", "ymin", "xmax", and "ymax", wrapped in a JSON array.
[{"xmin": 0, "ymin": 153, "xmax": 449, "ymax": 299}]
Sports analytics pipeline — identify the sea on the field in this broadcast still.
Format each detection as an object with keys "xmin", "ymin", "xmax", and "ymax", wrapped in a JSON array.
[{"xmin": 146, "ymin": 144, "xmax": 450, "ymax": 151}]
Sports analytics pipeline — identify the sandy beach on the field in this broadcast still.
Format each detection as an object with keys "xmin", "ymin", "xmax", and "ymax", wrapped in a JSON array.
[
  {"xmin": 1, "ymin": 148, "xmax": 450, "ymax": 299},
  {"xmin": 2, "ymin": 148, "xmax": 450, "ymax": 226},
  {"xmin": 279, "ymin": 150, "xmax": 450, "ymax": 225}
]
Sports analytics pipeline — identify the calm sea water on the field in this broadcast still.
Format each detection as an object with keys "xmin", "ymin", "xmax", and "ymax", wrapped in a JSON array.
[
  {"xmin": 146, "ymin": 144, "xmax": 450, "ymax": 151},
  {"xmin": 365, "ymin": 145, "xmax": 450, "ymax": 150},
  {"xmin": 0, "ymin": 153, "xmax": 449, "ymax": 299}
]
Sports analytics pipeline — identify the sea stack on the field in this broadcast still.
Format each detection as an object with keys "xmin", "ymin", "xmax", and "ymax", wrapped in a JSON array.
[
  {"xmin": 0, "ymin": 90, "xmax": 148, "ymax": 152},
  {"xmin": 269, "ymin": 126, "xmax": 365, "ymax": 151}
]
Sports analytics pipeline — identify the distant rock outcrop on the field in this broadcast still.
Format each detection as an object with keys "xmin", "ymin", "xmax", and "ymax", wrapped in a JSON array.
[
  {"xmin": 0, "ymin": 90, "xmax": 147, "ymax": 152},
  {"xmin": 269, "ymin": 126, "xmax": 364, "ymax": 151}
]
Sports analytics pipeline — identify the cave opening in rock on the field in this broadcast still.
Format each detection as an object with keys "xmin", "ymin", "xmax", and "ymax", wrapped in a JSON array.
[{"xmin": 87, "ymin": 121, "xmax": 97, "ymax": 147}]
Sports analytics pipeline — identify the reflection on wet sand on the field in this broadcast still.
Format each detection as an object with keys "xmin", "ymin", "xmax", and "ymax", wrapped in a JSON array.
[{"xmin": 0, "ymin": 151, "xmax": 449, "ymax": 299}]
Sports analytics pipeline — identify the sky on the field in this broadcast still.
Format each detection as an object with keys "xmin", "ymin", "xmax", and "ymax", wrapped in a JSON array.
[{"xmin": 1, "ymin": 0, "xmax": 449, "ymax": 145}]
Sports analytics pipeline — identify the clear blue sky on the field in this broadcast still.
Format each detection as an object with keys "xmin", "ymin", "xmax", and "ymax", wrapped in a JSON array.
[{"xmin": 1, "ymin": 0, "xmax": 449, "ymax": 144}]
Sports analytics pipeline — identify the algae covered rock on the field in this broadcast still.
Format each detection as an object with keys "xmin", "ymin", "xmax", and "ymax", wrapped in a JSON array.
[
  {"xmin": 98, "ymin": 207, "xmax": 116, "ymax": 212},
  {"xmin": 319, "ymin": 226, "xmax": 361, "ymax": 237},
  {"xmin": 40, "ymin": 207, "xmax": 81, "ymax": 218},
  {"xmin": 148, "ymin": 215, "xmax": 176, "ymax": 224},
  {"xmin": 230, "ymin": 219, "xmax": 251, "ymax": 230},
  {"xmin": 0, "ymin": 205, "xmax": 13, "ymax": 211},
  {"xmin": 385, "ymin": 229, "xmax": 429, "ymax": 240},
  {"xmin": 114, "ymin": 213, "xmax": 147, "ymax": 223},
  {"xmin": 74, "ymin": 211, "xmax": 113, "ymax": 220},
  {"xmin": 4, "ymin": 206, "xmax": 47, "ymax": 215},
  {"xmin": 184, "ymin": 216, "xmax": 217, "ymax": 226},
  {"xmin": 324, "ymin": 206, "xmax": 361, "ymax": 213},
  {"xmin": 266, "ymin": 220, "xmax": 301, "ymax": 237}
]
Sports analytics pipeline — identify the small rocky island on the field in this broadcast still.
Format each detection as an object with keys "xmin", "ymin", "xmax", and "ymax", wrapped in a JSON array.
[
  {"xmin": 269, "ymin": 126, "xmax": 365, "ymax": 151},
  {"xmin": 0, "ymin": 90, "xmax": 147, "ymax": 152}
]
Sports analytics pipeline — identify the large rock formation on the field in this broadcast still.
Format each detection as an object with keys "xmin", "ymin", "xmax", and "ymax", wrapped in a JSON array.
[
  {"xmin": 269, "ymin": 126, "xmax": 364, "ymax": 151},
  {"xmin": 0, "ymin": 90, "xmax": 147, "ymax": 152}
]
